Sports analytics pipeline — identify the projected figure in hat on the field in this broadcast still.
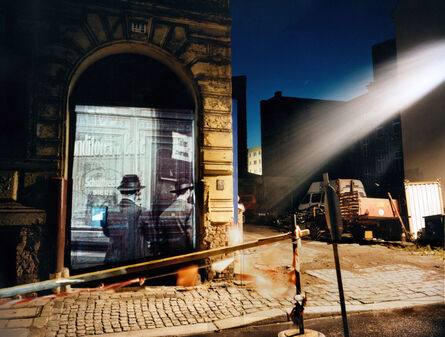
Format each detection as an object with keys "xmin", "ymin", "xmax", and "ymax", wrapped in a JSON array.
[
  {"xmin": 158, "ymin": 180, "xmax": 194, "ymax": 255},
  {"xmin": 102, "ymin": 174, "xmax": 153, "ymax": 263}
]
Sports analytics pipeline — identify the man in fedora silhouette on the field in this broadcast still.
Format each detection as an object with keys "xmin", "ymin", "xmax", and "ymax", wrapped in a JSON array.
[
  {"xmin": 102, "ymin": 174, "xmax": 152, "ymax": 263},
  {"xmin": 158, "ymin": 179, "xmax": 194, "ymax": 255}
]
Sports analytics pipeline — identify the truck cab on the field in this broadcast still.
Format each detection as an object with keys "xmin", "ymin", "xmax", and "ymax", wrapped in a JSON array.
[{"xmin": 298, "ymin": 179, "xmax": 366, "ymax": 211}]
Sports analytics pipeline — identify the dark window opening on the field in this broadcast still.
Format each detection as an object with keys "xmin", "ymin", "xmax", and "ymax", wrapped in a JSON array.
[
  {"xmin": 301, "ymin": 194, "xmax": 310, "ymax": 204},
  {"xmin": 311, "ymin": 193, "xmax": 322, "ymax": 203}
]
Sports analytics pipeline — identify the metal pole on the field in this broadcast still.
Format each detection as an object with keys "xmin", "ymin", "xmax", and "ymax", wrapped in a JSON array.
[
  {"xmin": 332, "ymin": 240, "xmax": 349, "ymax": 337},
  {"xmin": 323, "ymin": 173, "xmax": 349, "ymax": 337},
  {"xmin": 56, "ymin": 178, "xmax": 68, "ymax": 274},
  {"xmin": 292, "ymin": 214, "xmax": 304, "ymax": 334}
]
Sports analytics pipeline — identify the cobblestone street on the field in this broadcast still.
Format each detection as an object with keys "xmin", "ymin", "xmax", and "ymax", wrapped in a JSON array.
[
  {"xmin": 1, "ymin": 225, "xmax": 443, "ymax": 337},
  {"xmin": 43, "ymin": 284, "xmax": 291, "ymax": 336}
]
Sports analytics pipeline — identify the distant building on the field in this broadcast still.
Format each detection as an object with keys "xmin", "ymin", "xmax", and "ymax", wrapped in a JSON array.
[
  {"xmin": 260, "ymin": 92, "xmax": 346, "ymax": 211},
  {"xmin": 394, "ymin": 0, "xmax": 445, "ymax": 200},
  {"xmin": 349, "ymin": 38, "xmax": 405, "ymax": 200},
  {"xmin": 260, "ymin": 43, "xmax": 406, "ymax": 212},
  {"xmin": 247, "ymin": 146, "xmax": 262, "ymax": 175}
]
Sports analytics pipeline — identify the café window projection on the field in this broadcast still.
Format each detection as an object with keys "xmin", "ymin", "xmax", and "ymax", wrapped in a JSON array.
[{"xmin": 70, "ymin": 105, "xmax": 195, "ymax": 269}]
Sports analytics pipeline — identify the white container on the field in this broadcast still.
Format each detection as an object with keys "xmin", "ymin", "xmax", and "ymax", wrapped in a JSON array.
[{"xmin": 404, "ymin": 180, "xmax": 444, "ymax": 237}]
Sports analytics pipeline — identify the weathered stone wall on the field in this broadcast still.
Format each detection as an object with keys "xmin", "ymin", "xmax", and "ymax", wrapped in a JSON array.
[{"xmin": 1, "ymin": 0, "xmax": 233, "ymax": 282}]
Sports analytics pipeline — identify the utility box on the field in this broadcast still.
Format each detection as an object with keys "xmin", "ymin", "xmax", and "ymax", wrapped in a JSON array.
[{"xmin": 423, "ymin": 215, "xmax": 444, "ymax": 243}]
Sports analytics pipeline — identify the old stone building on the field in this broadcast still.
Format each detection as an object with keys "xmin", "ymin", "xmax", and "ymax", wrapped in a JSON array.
[{"xmin": 0, "ymin": 0, "xmax": 234, "ymax": 286}]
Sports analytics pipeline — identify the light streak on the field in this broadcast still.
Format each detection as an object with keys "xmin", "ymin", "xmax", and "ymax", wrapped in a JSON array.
[
  {"xmin": 265, "ymin": 40, "xmax": 445, "ymax": 207},
  {"xmin": 237, "ymin": 243, "xmax": 295, "ymax": 298}
]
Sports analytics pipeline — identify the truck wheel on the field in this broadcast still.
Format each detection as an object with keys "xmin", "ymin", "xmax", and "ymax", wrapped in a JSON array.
[
  {"xmin": 351, "ymin": 227, "xmax": 363, "ymax": 241},
  {"xmin": 310, "ymin": 224, "xmax": 322, "ymax": 240}
]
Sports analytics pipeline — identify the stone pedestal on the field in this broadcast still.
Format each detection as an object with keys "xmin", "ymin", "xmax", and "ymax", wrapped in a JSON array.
[
  {"xmin": 278, "ymin": 329, "xmax": 326, "ymax": 337},
  {"xmin": 0, "ymin": 171, "xmax": 46, "ymax": 287}
]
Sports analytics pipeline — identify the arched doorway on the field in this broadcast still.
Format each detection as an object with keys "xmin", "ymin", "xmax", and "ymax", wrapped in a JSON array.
[
  {"xmin": 68, "ymin": 52, "xmax": 197, "ymax": 270},
  {"xmin": 71, "ymin": 53, "xmax": 194, "ymax": 109}
]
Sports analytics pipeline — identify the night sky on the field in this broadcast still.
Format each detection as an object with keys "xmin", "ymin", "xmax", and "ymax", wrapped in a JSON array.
[{"xmin": 231, "ymin": 0, "xmax": 397, "ymax": 148}]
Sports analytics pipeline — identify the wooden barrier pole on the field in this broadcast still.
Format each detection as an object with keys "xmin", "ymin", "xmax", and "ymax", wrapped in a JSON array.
[
  {"xmin": 1, "ymin": 232, "xmax": 292, "ymax": 298},
  {"xmin": 388, "ymin": 192, "xmax": 410, "ymax": 241}
]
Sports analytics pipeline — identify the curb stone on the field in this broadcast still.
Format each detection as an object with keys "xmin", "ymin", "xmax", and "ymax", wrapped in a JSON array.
[
  {"xmin": 0, "ymin": 296, "xmax": 443, "ymax": 337},
  {"xmin": 96, "ymin": 296, "xmax": 445, "ymax": 337},
  {"xmin": 289, "ymin": 295, "xmax": 445, "ymax": 319},
  {"xmin": 100, "ymin": 308, "xmax": 289, "ymax": 337},
  {"xmin": 101, "ymin": 322, "xmax": 218, "ymax": 337},
  {"xmin": 214, "ymin": 308, "xmax": 288, "ymax": 330}
]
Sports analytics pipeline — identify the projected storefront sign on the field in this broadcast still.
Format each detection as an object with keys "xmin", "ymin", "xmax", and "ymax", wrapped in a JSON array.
[{"xmin": 70, "ymin": 106, "xmax": 195, "ymax": 269}]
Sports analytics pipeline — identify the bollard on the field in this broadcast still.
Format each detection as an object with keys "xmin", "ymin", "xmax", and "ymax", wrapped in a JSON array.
[
  {"xmin": 278, "ymin": 219, "xmax": 325, "ymax": 337},
  {"xmin": 289, "ymin": 216, "xmax": 306, "ymax": 334}
]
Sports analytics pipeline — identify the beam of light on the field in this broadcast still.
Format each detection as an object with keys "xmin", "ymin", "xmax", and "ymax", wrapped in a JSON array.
[
  {"xmin": 237, "ymin": 243, "xmax": 295, "ymax": 298},
  {"xmin": 227, "ymin": 224, "xmax": 243, "ymax": 245},
  {"xmin": 264, "ymin": 40, "xmax": 445, "ymax": 208},
  {"xmin": 211, "ymin": 257, "xmax": 234, "ymax": 273}
]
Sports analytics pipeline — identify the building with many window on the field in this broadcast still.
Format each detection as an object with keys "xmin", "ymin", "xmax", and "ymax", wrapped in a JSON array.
[{"xmin": 247, "ymin": 146, "xmax": 262, "ymax": 175}]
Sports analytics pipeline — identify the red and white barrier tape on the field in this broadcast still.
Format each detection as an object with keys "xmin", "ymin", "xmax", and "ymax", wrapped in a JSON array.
[{"xmin": 0, "ymin": 277, "xmax": 146, "ymax": 308}]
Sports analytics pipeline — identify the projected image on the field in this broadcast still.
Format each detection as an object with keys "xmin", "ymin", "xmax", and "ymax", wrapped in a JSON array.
[{"xmin": 70, "ymin": 106, "xmax": 195, "ymax": 269}]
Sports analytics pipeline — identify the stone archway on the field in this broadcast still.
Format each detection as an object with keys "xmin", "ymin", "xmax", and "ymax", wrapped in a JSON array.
[
  {"xmin": 66, "ymin": 47, "xmax": 200, "ymax": 270},
  {"xmin": 6, "ymin": 1, "xmax": 234, "ymax": 282},
  {"xmin": 63, "ymin": 41, "xmax": 201, "ymax": 179}
]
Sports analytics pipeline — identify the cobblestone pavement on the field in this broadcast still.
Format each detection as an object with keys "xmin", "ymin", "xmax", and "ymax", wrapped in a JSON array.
[
  {"xmin": 0, "ymin": 261, "xmax": 443, "ymax": 337},
  {"xmin": 1, "ymin": 224, "xmax": 444, "ymax": 337},
  {"xmin": 306, "ymin": 264, "xmax": 444, "ymax": 306},
  {"xmin": 43, "ymin": 284, "xmax": 291, "ymax": 336}
]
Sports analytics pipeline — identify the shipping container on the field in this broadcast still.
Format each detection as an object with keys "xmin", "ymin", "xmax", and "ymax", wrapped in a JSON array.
[{"xmin": 404, "ymin": 180, "xmax": 444, "ymax": 238}]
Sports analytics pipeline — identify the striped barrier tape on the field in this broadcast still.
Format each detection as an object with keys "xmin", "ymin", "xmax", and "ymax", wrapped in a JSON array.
[{"xmin": 0, "ymin": 277, "xmax": 146, "ymax": 308}]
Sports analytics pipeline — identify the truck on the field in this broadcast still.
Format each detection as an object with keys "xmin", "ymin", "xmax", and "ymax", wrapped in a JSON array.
[
  {"xmin": 297, "ymin": 179, "xmax": 403, "ymax": 241},
  {"xmin": 240, "ymin": 194, "xmax": 276, "ymax": 225}
]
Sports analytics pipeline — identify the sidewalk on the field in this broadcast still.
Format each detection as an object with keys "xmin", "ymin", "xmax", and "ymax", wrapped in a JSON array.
[
  {"xmin": 1, "ymin": 262, "xmax": 443, "ymax": 337},
  {"xmin": 1, "ymin": 223, "xmax": 444, "ymax": 337}
]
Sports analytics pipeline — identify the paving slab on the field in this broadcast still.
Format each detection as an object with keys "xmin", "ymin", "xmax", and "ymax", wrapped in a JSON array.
[
  {"xmin": 6, "ymin": 318, "xmax": 33, "ymax": 329},
  {"xmin": 0, "ymin": 308, "xmax": 39, "ymax": 320},
  {"xmin": 0, "ymin": 328, "xmax": 29, "ymax": 337}
]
